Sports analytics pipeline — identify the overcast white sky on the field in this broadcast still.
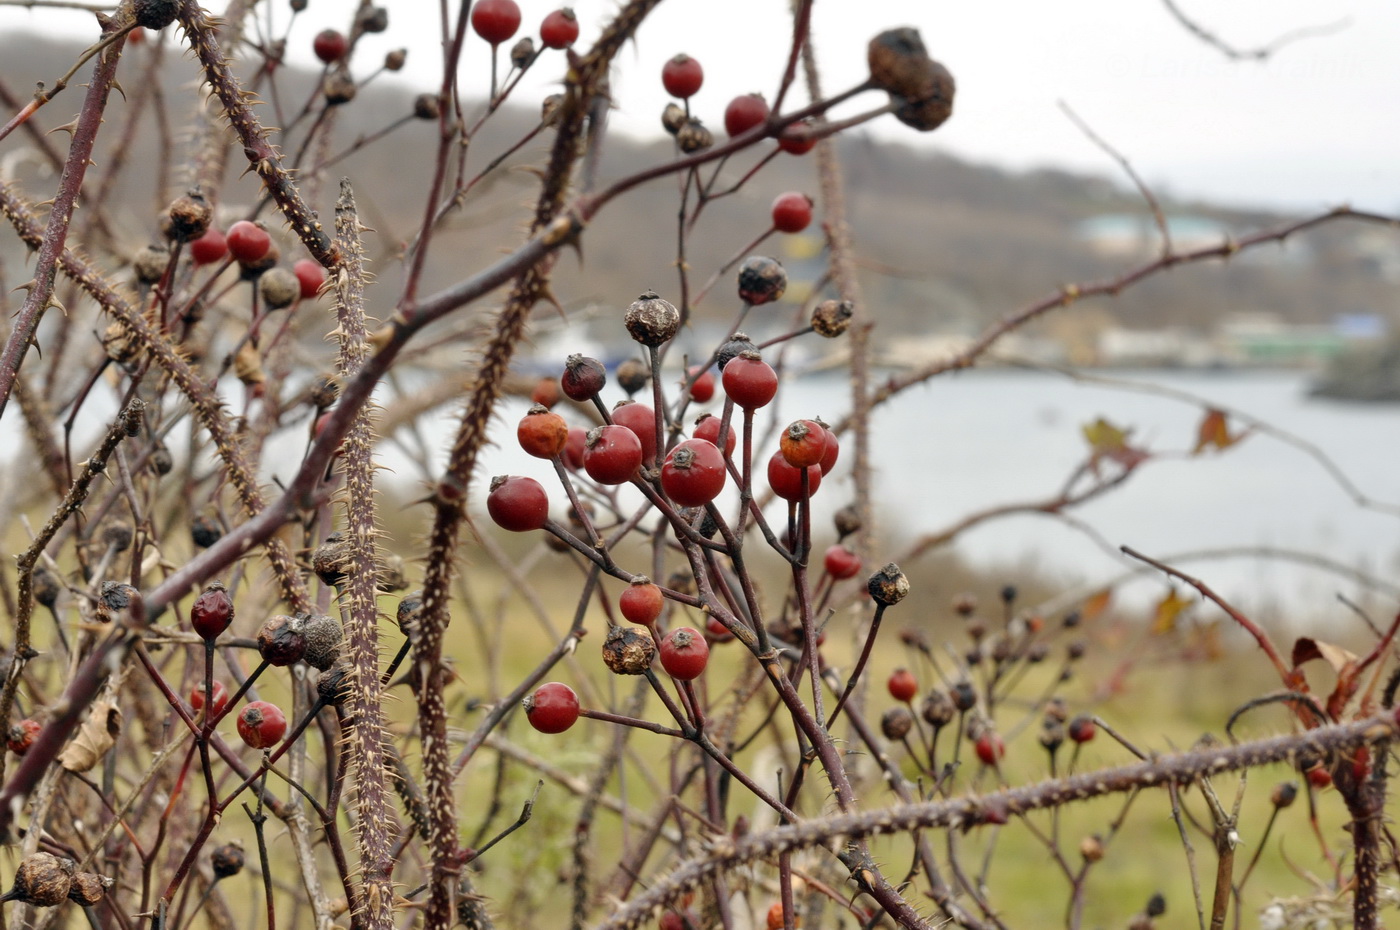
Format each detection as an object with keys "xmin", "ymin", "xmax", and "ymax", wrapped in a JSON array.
[{"xmin": 4, "ymin": 0, "xmax": 1397, "ymax": 212}]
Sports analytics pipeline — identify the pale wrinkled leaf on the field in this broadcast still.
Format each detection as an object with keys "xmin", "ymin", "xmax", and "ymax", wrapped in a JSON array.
[{"xmin": 59, "ymin": 701, "xmax": 122, "ymax": 773}]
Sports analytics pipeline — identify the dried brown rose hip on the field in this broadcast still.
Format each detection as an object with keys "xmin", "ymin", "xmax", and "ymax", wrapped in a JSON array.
[
  {"xmin": 624, "ymin": 292, "xmax": 681, "ymax": 347},
  {"xmin": 811, "ymin": 299, "xmax": 854, "ymax": 338},
  {"xmin": 191, "ymin": 515, "xmax": 222, "ymax": 548},
  {"xmin": 866, "ymin": 563, "xmax": 909, "ymax": 607},
  {"xmin": 133, "ymin": 243, "xmax": 169, "ymax": 284},
  {"xmin": 211, "ymin": 842, "xmax": 245, "ymax": 878},
  {"xmin": 166, "ymin": 190, "xmax": 212, "ymax": 242},
  {"xmin": 867, "ymin": 28, "xmax": 932, "ymax": 95},
  {"xmin": 510, "ymin": 37, "xmax": 535, "ymax": 69},
  {"xmin": 96, "ymin": 581, "xmax": 142, "ymax": 623},
  {"xmin": 312, "ymin": 533, "xmax": 351, "ymax": 586},
  {"xmin": 541, "ymin": 94, "xmax": 564, "ymax": 126},
  {"xmin": 736, "ymin": 256, "xmax": 786, "ymax": 305},
  {"xmin": 661, "ymin": 103, "xmax": 686, "ymax": 136},
  {"xmin": 301, "ymin": 615, "xmax": 344, "ymax": 671},
  {"xmin": 259, "ymin": 267, "xmax": 301, "ymax": 309},
  {"xmin": 32, "ymin": 566, "xmax": 60, "ymax": 608},
  {"xmin": 1270, "ymin": 781, "xmax": 1298, "ymax": 808},
  {"xmin": 101, "ymin": 523, "xmax": 133, "ymax": 553},
  {"xmin": 397, "ymin": 592, "xmax": 424, "ymax": 636},
  {"xmin": 616, "ymin": 358, "xmax": 650, "ymax": 395},
  {"xmin": 1, "ymin": 853, "xmax": 75, "ymax": 907},
  {"xmin": 66, "ymin": 871, "xmax": 112, "ymax": 906},
  {"xmin": 323, "ymin": 68, "xmax": 357, "ymax": 105},
  {"xmin": 866, "ymin": 28, "xmax": 955, "ymax": 133},
  {"xmin": 716, "ymin": 333, "xmax": 757, "ymax": 371},
  {"xmin": 257, "ymin": 614, "xmax": 307, "ymax": 667},
  {"xmin": 132, "ymin": 0, "xmax": 178, "ymax": 29},
  {"xmin": 921, "ymin": 690, "xmax": 955, "ymax": 728},
  {"xmin": 414, "ymin": 93, "xmax": 442, "ymax": 120},
  {"xmin": 601, "ymin": 626, "xmax": 656, "ymax": 675},
  {"xmin": 676, "ymin": 118, "xmax": 713, "ymax": 154},
  {"xmin": 881, "ymin": 706, "xmax": 913, "ymax": 740},
  {"xmin": 317, "ymin": 662, "xmax": 352, "ymax": 706},
  {"xmin": 358, "ymin": 4, "xmax": 389, "ymax": 32}
]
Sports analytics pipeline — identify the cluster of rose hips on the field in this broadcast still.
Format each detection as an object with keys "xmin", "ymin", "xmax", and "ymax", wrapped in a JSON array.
[
  {"xmin": 865, "ymin": 588, "xmax": 1103, "ymax": 789},
  {"xmin": 484, "ymin": 266, "xmax": 869, "ymax": 733},
  {"xmin": 659, "ymin": 52, "xmax": 818, "ymax": 158}
]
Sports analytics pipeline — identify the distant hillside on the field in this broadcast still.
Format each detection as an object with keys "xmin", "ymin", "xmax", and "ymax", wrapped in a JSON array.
[{"xmin": 2, "ymin": 31, "xmax": 1392, "ymax": 355}]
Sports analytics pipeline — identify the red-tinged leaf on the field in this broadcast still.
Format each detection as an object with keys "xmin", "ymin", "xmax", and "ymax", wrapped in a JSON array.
[
  {"xmin": 1193, "ymin": 408, "xmax": 1245, "ymax": 455},
  {"xmin": 1151, "ymin": 589, "xmax": 1191, "ymax": 635}
]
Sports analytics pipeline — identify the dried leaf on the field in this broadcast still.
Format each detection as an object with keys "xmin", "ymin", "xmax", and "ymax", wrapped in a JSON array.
[
  {"xmin": 59, "ymin": 700, "xmax": 122, "ymax": 773},
  {"xmin": 1082, "ymin": 417, "xmax": 1149, "ymax": 474},
  {"xmin": 1291, "ymin": 637, "xmax": 1358, "ymax": 674},
  {"xmin": 1187, "ymin": 620, "xmax": 1224, "ymax": 660},
  {"xmin": 1151, "ymin": 589, "xmax": 1191, "ymax": 635},
  {"xmin": 1193, "ymin": 408, "xmax": 1244, "ymax": 455},
  {"xmin": 1080, "ymin": 588, "xmax": 1113, "ymax": 623}
]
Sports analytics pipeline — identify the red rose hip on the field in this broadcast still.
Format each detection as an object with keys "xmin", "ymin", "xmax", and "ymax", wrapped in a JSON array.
[
  {"xmin": 619, "ymin": 578, "xmax": 664, "ymax": 625},
  {"xmin": 692, "ymin": 413, "xmax": 736, "ymax": 457},
  {"xmin": 471, "ymin": 0, "xmax": 522, "ymax": 45},
  {"xmin": 767, "ymin": 451, "xmax": 822, "ymax": 501},
  {"xmin": 660, "ymin": 439, "xmax": 727, "ymax": 507},
  {"xmin": 582, "ymin": 425, "xmax": 643, "ymax": 485},
  {"xmin": 816, "ymin": 420, "xmax": 840, "ymax": 474},
  {"xmin": 688, "ymin": 366, "xmax": 715, "ymax": 403},
  {"xmin": 611, "ymin": 401, "xmax": 658, "ymax": 463},
  {"xmin": 237, "ymin": 701, "xmax": 287, "ymax": 749},
  {"xmin": 190, "ymin": 680, "xmax": 230, "ymax": 718},
  {"xmin": 721, "ymin": 352, "xmax": 778, "ymax": 410},
  {"xmin": 539, "ymin": 8, "xmax": 579, "ymax": 49},
  {"xmin": 823, "ymin": 544, "xmax": 861, "ymax": 580},
  {"xmin": 225, "ymin": 221, "xmax": 271, "ymax": 264},
  {"xmin": 975, "ymin": 731, "xmax": 1005, "ymax": 766},
  {"xmin": 779, "ymin": 419, "xmax": 827, "ymax": 469},
  {"xmin": 724, "ymin": 93, "xmax": 769, "ymax": 136},
  {"xmin": 190, "ymin": 581, "xmax": 234, "ymax": 641},
  {"xmin": 778, "ymin": 120, "xmax": 817, "ymax": 155},
  {"xmin": 6, "ymin": 719, "xmax": 40, "ymax": 756},
  {"xmin": 771, "ymin": 192, "xmax": 813, "ymax": 234},
  {"xmin": 313, "ymin": 29, "xmax": 348, "ymax": 63},
  {"xmin": 487, "ymin": 475, "xmax": 550, "ymax": 532},
  {"xmin": 887, "ymin": 668, "xmax": 917, "ymax": 703},
  {"xmin": 525, "ymin": 682, "xmax": 579, "ymax": 733},
  {"xmin": 563, "ymin": 426, "xmax": 588, "ymax": 470},
  {"xmin": 189, "ymin": 227, "xmax": 227, "ymax": 265},
  {"xmin": 517, "ymin": 404, "xmax": 569, "ymax": 459},
  {"xmin": 661, "ymin": 54, "xmax": 703, "ymax": 99},
  {"xmin": 293, "ymin": 259, "xmax": 325, "ymax": 299},
  {"xmin": 659, "ymin": 627, "xmax": 709, "ymax": 680}
]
